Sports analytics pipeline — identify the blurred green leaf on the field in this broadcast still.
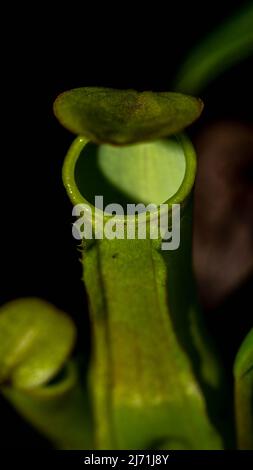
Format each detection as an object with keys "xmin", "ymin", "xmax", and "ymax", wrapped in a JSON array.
[
  {"xmin": 234, "ymin": 328, "xmax": 253, "ymax": 449},
  {"xmin": 0, "ymin": 298, "xmax": 93, "ymax": 449},
  {"xmin": 175, "ymin": 3, "xmax": 253, "ymax": 93},
  {"xmin": 0, "ymin": 298, "xmax": 75, "ymax": 388}
]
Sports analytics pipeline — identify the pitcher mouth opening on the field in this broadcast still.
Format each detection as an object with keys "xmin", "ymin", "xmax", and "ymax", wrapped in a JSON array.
[{"xmin": 62, "ymin": 133, "xmax": 196, "ymax": 223}]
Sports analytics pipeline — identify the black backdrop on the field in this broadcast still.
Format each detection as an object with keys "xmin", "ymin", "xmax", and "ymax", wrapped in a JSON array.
[{"xmin": 1, "ymin": 1, "xmax": 253, "ymax": 448}]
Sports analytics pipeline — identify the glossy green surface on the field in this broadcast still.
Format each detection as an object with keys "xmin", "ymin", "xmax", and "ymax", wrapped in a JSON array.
[{"xmin": 97, "ymin": 139, "xmax": 186, "ymax": 206}]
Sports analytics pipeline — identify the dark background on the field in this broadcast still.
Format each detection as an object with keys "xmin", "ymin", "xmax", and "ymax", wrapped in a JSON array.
[{"xmin": 1, "ymin": 1, "xmax": 253, "ymax": 448}]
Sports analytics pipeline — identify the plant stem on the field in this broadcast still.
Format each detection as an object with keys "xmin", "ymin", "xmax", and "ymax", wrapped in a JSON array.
[
  {"xmin": 63, "ymin": 134, "xmax": 226, "ymax": 449},
  {"xmin": 84, "ymin": 226, "xmax": 222, "ymax": 449}
]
